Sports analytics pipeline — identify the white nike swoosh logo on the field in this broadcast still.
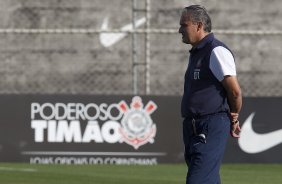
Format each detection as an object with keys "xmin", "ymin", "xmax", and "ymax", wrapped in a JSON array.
[
  {"xmin": 99, "ymin": 17, "xmax": 146, "ymax": 47},
  {"xmin": 238, "ymin": 112, "xmax": 282, "ymax": 154}
]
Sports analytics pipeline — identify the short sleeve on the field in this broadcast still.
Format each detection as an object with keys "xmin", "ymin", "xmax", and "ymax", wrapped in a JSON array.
[{"xmin": 209, "ymin": 46, "xmax": 236, "ymax": 81}]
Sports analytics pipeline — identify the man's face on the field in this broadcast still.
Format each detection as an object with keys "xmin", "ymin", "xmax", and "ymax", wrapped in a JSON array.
[{"xmin": 179, "ymin": 13, "xmax": 199, "ymax": 45}]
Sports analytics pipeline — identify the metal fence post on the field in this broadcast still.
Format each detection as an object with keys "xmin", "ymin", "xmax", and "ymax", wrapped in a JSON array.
[
  {"xmin": 145, "ymin": 0, "xmax": 151, "ymax": 95},
  {"xmin": 132, "ymin": 0, "xmax": 138, "ymax": 95}
]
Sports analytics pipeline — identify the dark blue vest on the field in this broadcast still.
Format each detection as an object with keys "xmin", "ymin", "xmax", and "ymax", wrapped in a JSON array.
[{"xmin": 181, "ymin": 33, "xmax": 230, "ymax": 118}]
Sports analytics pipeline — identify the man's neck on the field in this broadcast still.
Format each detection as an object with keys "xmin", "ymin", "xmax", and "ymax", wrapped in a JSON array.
[{"xmin": 191, "ymin": 32, "xmax": 210, "ymax": 48}]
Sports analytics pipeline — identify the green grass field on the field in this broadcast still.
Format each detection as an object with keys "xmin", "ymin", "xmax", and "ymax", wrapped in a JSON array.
[{"xmin": 0, "ymin": 163, "xmax": 281, "ymax": 184}]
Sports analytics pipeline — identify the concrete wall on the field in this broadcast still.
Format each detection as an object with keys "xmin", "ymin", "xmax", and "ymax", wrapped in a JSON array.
[{"xmin": 0, "ymin": 0, "xmax": 281, "ymax": 96}]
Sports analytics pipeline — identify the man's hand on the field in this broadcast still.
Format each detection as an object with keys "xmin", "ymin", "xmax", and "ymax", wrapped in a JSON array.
[
  {"xmin": 230, "ymin": 120, "xmax": 241, "ymax": 138},
  {"xmin": 230, "ymin": 112, "xmax": 241, "ymax": 138}
]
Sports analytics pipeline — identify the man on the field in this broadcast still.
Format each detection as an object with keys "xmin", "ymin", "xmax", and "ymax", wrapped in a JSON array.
[{"xmin": 179, "ymin": 5, "xmax": 242, "ymax": 184}]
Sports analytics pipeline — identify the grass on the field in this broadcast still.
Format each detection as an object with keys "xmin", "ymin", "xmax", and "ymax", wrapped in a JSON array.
[{"xmin": 0, "ymin": 163, "xmax": 281, "ymax": 184}]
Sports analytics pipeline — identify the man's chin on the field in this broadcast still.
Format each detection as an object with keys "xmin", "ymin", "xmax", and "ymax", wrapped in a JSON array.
[{"xmin": 182, "ymin": 39, "xmax": 189, "ymax": 44}]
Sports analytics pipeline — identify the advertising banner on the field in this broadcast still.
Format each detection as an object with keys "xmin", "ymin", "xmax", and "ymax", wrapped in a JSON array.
[
  {"xmin": 0, "ymin": 95, "xmax": 281, "ymax": 164},
  {"xmin": 0, "ymin": 95, "xmax": 183, "ymax": 165},
  {"xmin": 224, "ymin": 97, "xmax": 282, "ymax": 163}
]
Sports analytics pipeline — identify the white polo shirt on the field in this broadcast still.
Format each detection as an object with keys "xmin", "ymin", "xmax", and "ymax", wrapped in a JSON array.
[{"xmin": 209, "ymin": 46, "xmax": 237, "ymax": 82}]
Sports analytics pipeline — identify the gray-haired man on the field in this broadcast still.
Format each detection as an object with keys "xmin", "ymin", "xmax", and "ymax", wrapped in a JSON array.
[{"xmin": 179, "ymin": 5, "xmax": 242, "ymax": 184}]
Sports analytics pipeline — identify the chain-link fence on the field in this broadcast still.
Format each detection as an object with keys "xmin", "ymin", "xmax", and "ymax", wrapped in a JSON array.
[{"xmin": 0, "ymin": 0, "xmax": 281, "ymax": 96}]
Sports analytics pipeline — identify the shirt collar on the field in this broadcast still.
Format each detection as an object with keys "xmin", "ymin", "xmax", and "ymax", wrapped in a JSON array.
[{"xmin": 189, "ymin": 33, "xmax": 214, "ymax": 53}]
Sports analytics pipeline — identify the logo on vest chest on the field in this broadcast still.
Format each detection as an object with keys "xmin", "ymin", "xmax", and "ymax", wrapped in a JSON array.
[
  {"xmin": 196, "ymin": 58, "xmax": 202, "ymax": 68},
  {"xmin": 193, "ymin": 69, "xmax": 200, "ymax": 80},
  {"xmin": 193, "ymin": 58, "xmax": 202, "ymax": 80}
]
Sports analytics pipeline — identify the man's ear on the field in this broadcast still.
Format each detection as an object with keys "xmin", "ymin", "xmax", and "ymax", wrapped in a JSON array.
[{"xmin": 197, "ymin": 22, "xmax": 203, "ymax": 31}]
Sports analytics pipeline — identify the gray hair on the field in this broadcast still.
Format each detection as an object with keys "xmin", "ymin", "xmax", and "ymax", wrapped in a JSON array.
[{"xmin": 182, "ymin": 5, "xmax": 212, "ymax": 32}]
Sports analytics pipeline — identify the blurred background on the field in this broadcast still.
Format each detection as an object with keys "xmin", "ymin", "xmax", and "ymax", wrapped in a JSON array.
[
  {"xmin": 0, "ymin": 0, "xmax": 281, "ymax": 96},
  {"xmin": 0, "ymin": 1, "xmax": 281, "ymax": 183}
]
